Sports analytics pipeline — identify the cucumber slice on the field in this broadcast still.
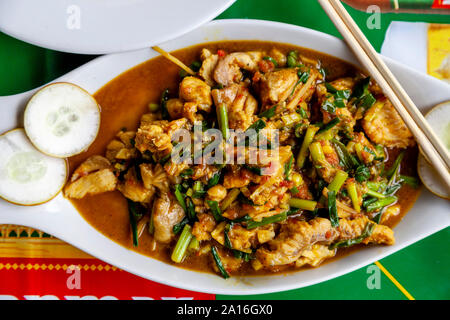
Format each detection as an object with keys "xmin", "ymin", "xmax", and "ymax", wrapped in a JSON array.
[
  {"xmin": 417, "ymin": 101, "xmax": 450, "ymax": 200},
  {"xmin": 24, "ymin": 82, "xmax": 100, "ymax": 158},
  {"xmin": 418, "ymin": 154, "xmax": 449, "ymax": 200},
  {"xmin": 0, "ymin": 128, "xmax": 67, "ymax": 205}
]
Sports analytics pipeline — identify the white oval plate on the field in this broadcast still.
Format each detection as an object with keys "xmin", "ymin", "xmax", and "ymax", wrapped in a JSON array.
[
  {"xmin": 0, "ymin": 20, "xmax": 449, "ymax": 295},
  {"xmin": 0, "ymin": 0, "xmax": 235, "ymax": 54}
]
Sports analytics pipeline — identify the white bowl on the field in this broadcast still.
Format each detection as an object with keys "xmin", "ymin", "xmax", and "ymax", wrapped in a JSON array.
[
  {"xmin": 0, "ymin": 20, "xmax": 449, "ymax": 295},
  {"xmin": 0, "ymin": 0, "xmax": 235, "ymax": 54}
]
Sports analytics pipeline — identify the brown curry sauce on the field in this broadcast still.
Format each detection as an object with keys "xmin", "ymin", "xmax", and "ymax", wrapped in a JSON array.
[{"xmin": 68, "ymin": 41, "xmax": 421, "ymax": 275}]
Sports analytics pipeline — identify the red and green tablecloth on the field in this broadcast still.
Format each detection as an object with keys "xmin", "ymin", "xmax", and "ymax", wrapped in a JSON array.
[{"xmin": 0, "ymin": 0, "xmax": 448, "ymax": 300}]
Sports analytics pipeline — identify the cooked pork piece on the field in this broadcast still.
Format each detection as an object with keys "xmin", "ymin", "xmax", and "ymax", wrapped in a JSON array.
[
  {"xmin": 362, "ymin": 98, "xmax": 415, "ymax": 148},
  {"xmin": 329, "ymin": 77, "xmax": 356, "ymax": 91},
  {"xmin": 179, "ymin": 76, "xmax": 212, "ymax": 113},
  {"xmin": 140, "ymin": 163, "xmax": 170, "ymax": 193},
  {"xmin": 211, "ymin": 222, "xmax": 260, "ymax": 253},
  {"xmin": 337, "ymin": 216, "xmax": 395, "ymax": 245},
  {"xmin": 256, "ymin": 218, "xmax": 338, "ymax": 267},
  {"xmin": 70, "ymin": 155, "xmax": 111, "ymax": 182},
  {"xmin": 211, "ymin": 83, "xmax": 258, "ymax": 131},
  {"xmin": 152, "ymin": 193, "xmax": 185, "ymax": 243},
  {"xmin": 258, "ymin": 68, "xmax": 298, "ymax": 106},
  {"xmin": 117, "ymin": 167, "xmax": 154, "ymax": 203},
  {"xmin": 211, "ymin": 247, "xmax": 243, "ymax": 273},
  {"xmin": 65, "ymin": 156, "xmax": 118, "ymax": 199},
  {"xmin": 214, "ymin": 51, "xmax": 263, "ymax": 86},
  {"xmin": 199, "ymin": 48, "xmax": 219, "ymax": 86},
  {"xmin": 65, "ymin": 169, "xmax": 117, "ymax": 199},
  {"xmin": 295, "ymin": 244, "xmax": 336, "ymax": 268},
  {"xmin": 269, "ymin": 48, "xmax": 287, "ymax": 67},
  {"xmin": 166, "ymin": 98, "xmax": 184, "ymax": 119},
  {"xmin": 135, "ymin": 118, "xmax": 188, "ymax": 154},
  {"xmin": 192, "ymin": 213, "xmax": 216, "ymax": 241},
  {"xmin": 105, "ymin": 131, "xmax": 138, "ymax": 161}
]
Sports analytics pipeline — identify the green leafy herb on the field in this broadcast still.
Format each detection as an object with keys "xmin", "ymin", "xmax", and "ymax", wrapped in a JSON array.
[
  {"xmin": 284, "ymin": 155, "xmax": 294, "ymax": 180},
  {"xmin": 247, "ymin": 119, "xmax": 266, "ymax": 133},
  {"xmin": 192, "ymin": 181, "xmax": 206, "ymax": 198},
  {"xmin": 127, "ymin": 200, "xmax": 145, "ymax": 247},
  {"xmin": 185, "ymin": 197, "xmax": 196, "ymax": 221},
  {"xmin": 355, "ymin": 165, "xmax": 370, "ymax": 183},
  {"xmin": 232, "ymin": 250, "xmax": 253, "ymax": 261},
  {"xmin": 374, "ymin": 144, "xmax": 385, "ymax": 161},
  {"xmin": 233, "ymin": 251, "xmax": 254, "ymax": 262},
  {"xmin": 372, "ymin": 212, "xmax": 383, "ymax": 224},
  {"xmin": 362, "ymin": 197, "xmax": 378, "ymax": 209},
  {"xmin": 321, "ymin": 100, "xmax": 336, "ymax": 114},
  {"xmin": 207, "ymin": 171, "xmax": 221, "ymax": 189},
  {"xmin": 173, "ymin": 217, "xmax": 189, "ymax": 235},
  {"xmin": 298, "ymin": 70, "xmax": 310, "ymax": 83},
  {"xmin": 233, "ymin": 250, "xmax": 243, "ymax": 259},
  {"xmin": 352, "ymin": 77, "xmax": 370, "ymax": 98},
  {"xmin": 160, "ymin": 89, "xmax": 170, "ymax": 120},
  {"xmin": 327, "ymin": 190, "xmax": 339, "ymax": 227},
  {"xmin": 332, "ymin": 139, "xmax": 359, "ymax": 170},
  {"xmin": 386, "ymin": 152, "xmax": 405, "ymax": 179},
  {"xmin": 258, "ymin": 105, "xmax": 277, "ymax": 119},
  {"xmin": 297, "ymin": 107, "xmax": 308, "ymax": 119},
  {"xmin": 212, "ymin": 84, "xmax": 224, "ymax": 90},
  {"xmin": 384, "ymin": 184, "xmax": 401, "ymax": 196},
  {"xmin": 318, "ymin": 118, "xmax": 340, "ymax": 134},
  {"xmin": 294, "ymin": 123, "xmax": 306, "ymax": 138},
  {"xmin": 263, "ymin": 56, "xmax": 278, "ymax": 67},
  {"xmin": 174, "ymin": 184, "xmax": 187, "ymax": 212},
  {"xmin": 352, "ymin": 77, "xmax": 375, "ymax": 109},
  {"xmin": 180, "ymin": 168, "xmax": 194, "ymax": 178},
  {"xmin": 217, "ymin": 103, "xmax": 229, "ymax": 141},
  {"xmin": 325, "ymin": 82, "xmax": 338, "ymax": 93},
  {"xmin": 329, "ymin": 223, "xmax": 375, "ymax": 249},
  {"xmin": 359, "ymin": 94, "xmax": 376, "ymax": 109},
  {"xmin": 159, "ymin": 153, "xmax": 171, "ymax": 165},
  {"xmin": 324, "ymin": 83, "xmax": 350, "ymax": 108},
  {"xmin": 363, "ymin": 146, "xmax": 377, "ymax": 158},
  {"xmin": 243, "ymin": 165, "xmax": 263, "ymax": 176},
  {"xmin": 224, "ymin": 223, "xmax": 233, "ymax": 249},
  {"xmin": 190, "ymin": 61, "xmax": 201, "ymax": 72},
  {"xmin": 211, "ymin": 246, "xmax": 230, "ymax": 279},
  {"xmin": 399, "ymin": 175, "xmax": 419, "ymax": 188},
  {"xmin": 336, "ymin": 89, "xmax": 351, "ymax": 100},
  {"xmin": 171, "ymin": 224, "xmax": 193, "ymax": 263},
  {"xmin": 232, "ymin": 214, "xmax": 252, "ymax": 223},
  {"xmin": 366, "ymin": 196, "xmax": 397, "ymax": 212},
  {"xmin": 246, "ymin": 212, "xmax": 287, "ymax": 230},
  {"xmin": 287, "ymin": 51, "xmax": 299, "ymax": 68},
  {"xmin": 179, "ymin": 61, "xmax": 202, "ymax": 78},
  {"xmin": 319, "ymin": 68, "xmax": 327, "ymax": 80},
  {"xmin": 286, "ymin": 207, "xmax": 301, "ymax": 216},
  {"xmin": 206, "ymin": 200, "xmax": 224, "ymax": 222},
  {"xmin": 334, "ymin": 90, "xmax": 351, "ymax": 108}
]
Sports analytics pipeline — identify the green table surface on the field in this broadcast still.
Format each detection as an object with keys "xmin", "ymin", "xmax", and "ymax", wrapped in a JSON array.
[{"xmin": 0, "ymin": 0, "xmax": 448, "ymax": 300}]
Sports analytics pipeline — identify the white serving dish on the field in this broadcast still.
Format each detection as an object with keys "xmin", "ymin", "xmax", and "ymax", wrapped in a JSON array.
[
  {"xmin": 0, "ymin": 20, "xmax": 449, "ymax": 295},
  {"xmin": 0, "ymin": 0, "xmax": 235, "ymax": 54}
]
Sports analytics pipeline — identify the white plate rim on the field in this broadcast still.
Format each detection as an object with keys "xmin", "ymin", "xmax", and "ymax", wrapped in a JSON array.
[{"xmin": 0, "ymin": 0, "xmax": 236, "ymax": 54}]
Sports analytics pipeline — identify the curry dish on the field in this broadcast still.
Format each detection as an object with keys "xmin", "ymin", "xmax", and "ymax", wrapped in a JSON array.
[{"xmin": 65, "ymin": 41, "xmax": 420, "ymax": 278}]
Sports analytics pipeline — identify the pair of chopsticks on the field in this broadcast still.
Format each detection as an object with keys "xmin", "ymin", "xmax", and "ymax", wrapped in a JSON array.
[{"xmin": 318, "ymin": 0, "xmax": 450, "ymax": 190}]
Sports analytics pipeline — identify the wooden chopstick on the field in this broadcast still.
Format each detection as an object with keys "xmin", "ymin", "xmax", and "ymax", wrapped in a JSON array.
[{"xmin": 318, "ymin": 0, "xmax": 450, "ymax": 190}]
